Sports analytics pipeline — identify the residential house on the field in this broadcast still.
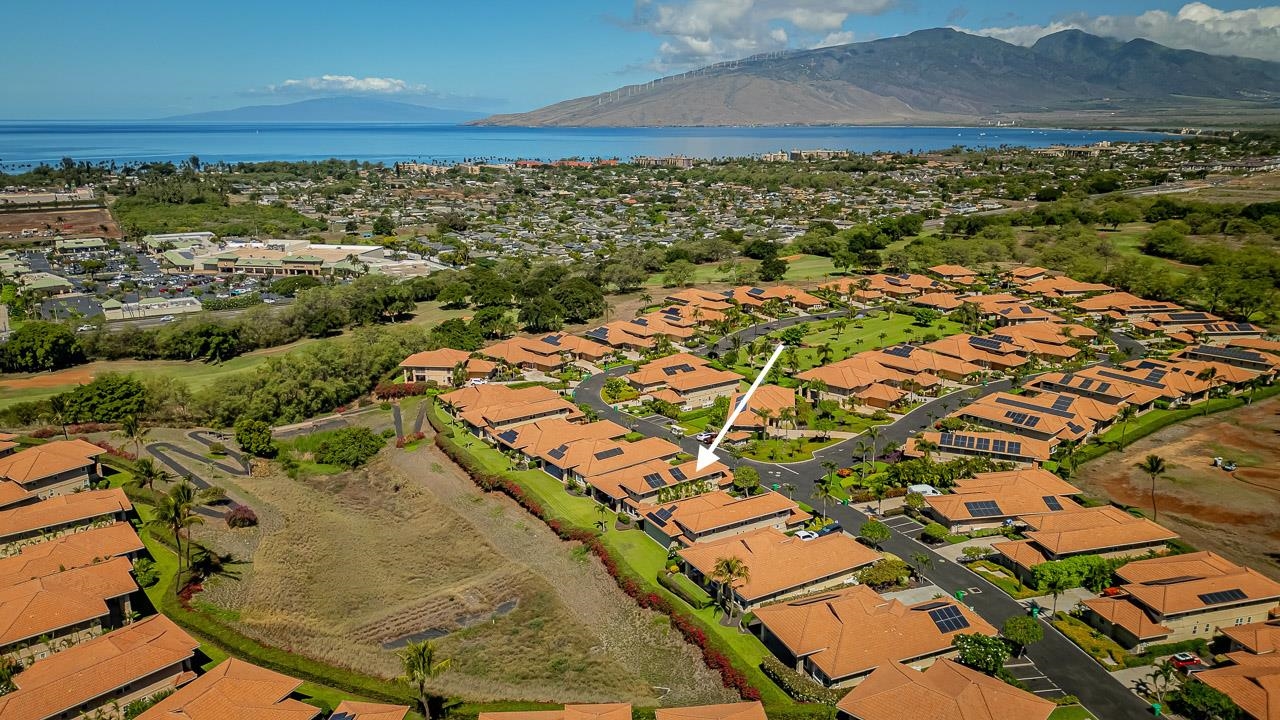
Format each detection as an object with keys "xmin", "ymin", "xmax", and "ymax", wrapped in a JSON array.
[
  {"xmin": 1195, "ymin": 653, "xmax": 1279, "ymax": 720},
  {"xmin": 1007, "ymin": 266, "xmax": 1049, "ymax": 283},
  {"xmin": 993, "ymin": 506, "xmax": 1178, "ymax": 586},
  {"xmin": 836, "ymin": 658, "xmax": 1055, "ymax": 720},
  {"xmin": 865, "ymin": 345, "xmax": 979, "ymax": 383},
  {"xmin": 994, "ymin": 303, "xmax": 1062, "ymax": 327},
  {"xmin": 797, "ymin": 357, "xmax": 911, "ymax": 409},
  {"xmin": 1081, "ymin": 552, "xmax": 1280, "ymax": 650},
  {"xmin": 0, "ymin": 439, "xmax": 105, "ymax": 499},
  {"xmin": 588, "ymin": 457, "xmax": 733, "ymax": 513},
  {"xmin": 910, "ymin": 292, "xmax": 966, "ymax": 313},
  {"xmin": 1178, "ymin": 345, "xmax": 1280, "ymax": 376},
  {"xmin": 493, "ymin": 418, "xmax": 628, "ymax": 462},
  {"xmin": 439, "ymin": 385, "xmax": 582, "ymax": 439},
  {"xmin": 480, "ymin": 336, "xmax": 570, "ymax": 372},
  {"xmin": 138, "ymin": 657, "xmax": 321, "ymax": 720},
  {"xmin": 905, "ymin": 431, "xmax": 1054, "ymax": 467},
  {"xmin": 1073, "ymin": 291, "xmax": 1182, "ymax": 321},
  {"xmin": 727, "ymin": 384, "xmax": 796, "ymax": 433},
  {"xmin": 1017, "ymin": 275, "xmax": 1112, "ymax": 299},
  {"xmin": 0, "ymin": 522, "xmax": 144, "ymax": 588},
  {"xmin": 754, "ymin": 584, "xmax": 997, "ymax": 688},
  {"xmin": 1221, "ymin": 619, "xmax": 1280, "ymax": 656},
  {"xmin": 332, "ymin": 701, "xmax": 411, "ymax": 720},
  {"xmin": 538, "ymin": 436, "xmax": 680, "ymax": 489},
  {"xmin": 920, "ymin": 334, "xmax": 1030, "ymax": 372},
  {"xmin": 679, "ymin": 527, "xmax": 878, "ymax": 610},
  {"xmin": 0, "ymin": 555, "xmax": 140, "ymax": 659},
  {"xmin": 927, "ymin": 264, "xmax": 979, "ymax": 286},
  {"xmin": 399, "ymin": 348, "xmax": 494, "ymax": 385},
  {"xmin": 626, "ymin": 353, "xmax": 742, "ymax": 409},
  {"xmin": 584, "ymin": 320, "xmax": 658, "ymax": 351},
  {"xmin": 0, "ymin": 614, "xmax": 199, "ymax": 720},
  {"xmin": 0, "ymin": 488, "xmax": 132, "ymax": 551},
  {"xmin": 923, "ymin": 469, "xmax": 1082, "ymax": 533},
  {"xmin": 536, "ymin": 332, "xmax": 613, "ymax": 362},
  {"xmin": 951, "ymin": 390, "xmax": 1118, "ymax": 443},
  {"xmin": 641, "ymin": 490, "xmax": 810, "ymax": 548}
]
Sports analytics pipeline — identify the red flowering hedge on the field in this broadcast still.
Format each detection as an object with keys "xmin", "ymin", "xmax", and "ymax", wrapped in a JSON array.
[
  {"xmin": 30, "ymin": 426, "xmax": 60, "ymax": 439},
  {"xmin": 225, "ymin": 505, "xmax": 259, "ymax": 528},
  {"xmin": 394, "ymin": 431, "xmax": 426, "ymax": 449},
  {"xmin": 373, "ymin": 381, "xmax": 433, "ymax": 400},
  {"xmin": 80, "ymin": 437, "xmax": 136, "ymax": 462},
  {"xmin": 434, "ymin": 429, "xmax": 761, "ymax": 701}
]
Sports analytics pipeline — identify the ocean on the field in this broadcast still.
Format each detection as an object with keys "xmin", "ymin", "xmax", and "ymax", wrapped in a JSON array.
[{"xmin": 0, "ymin": 122, "xmax": 1175, "ymax": 169}]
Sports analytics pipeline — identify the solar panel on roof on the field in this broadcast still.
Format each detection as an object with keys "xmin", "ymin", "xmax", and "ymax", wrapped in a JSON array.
[
  {"xmin": 748, "ymin": 287, "xmax": 765, "ymax": 295},
  {"xmin": 1096, "ymin": 369, "xmax": 1164, "ymax": 389},
  {"xmin": 965, "ymin": 500, "xmax": 1003, "ymax": 517},
  {"xmin": 927, "ymin": 605, "xmax": 971, "ymax": 633},
  {"xmin": 1097, "ymin": 382, "xmax": 1112, "ymax": 393},
  {"xmin": 1051, "ymin": 395, "xmax": 1074, "ymax": 411},
  {"xmin": 1025, "ymin": 416, "xmax": 1041, "ymax": 428},
  {"xmin": 541, "ymin": 335, "xmax": 562, "ymax": 346},
  {"xmin": 332, "ymin": 714, "xmax": 357, "ymax": 720},
  {"xmin": 643, "ymin": 473, "xmax": 665, "ymax": 489},
  {"xmin": 594, "ymin": 447, "xmax": 624, "ymax": 460},
  {"xmin": 884, "ymin": 345, "xmax": 915, "ymax": 358},
  {"xmin": 1066, "ymin": 422, "xmax": 1084, "ymax": 434},
  {"xmin": 1079, "ymin": 378, "xmax": 1095, "ymax": 389},
  {"xmin": 1198, "ymin": 589, "xmax": 1248, "ymax": 605},
  {"xmin": 992, "ymin": 334, "xmax": 1014, "ymax": 344},
  {"xmin": 548, "ymin": 445, "xmax": 569, "ymax": 460},
  {"xmin": 632, "ymin": 318, "xmax": 649, "ymax": 326},
  {"xmin": 587, "ymin": 328, "xmax": 609, "ymax": 341},
  {"xmin": 498, "ymin": 429, "xmax": 519, "ymax": 443},
  {"xmin": 913, "ymin": 600, "xmax": 951, "ymax": 611},
  {"xmin": 970, "ymin": 337, "xmax": 1004, "ymax": 351},
  {"xmin": 670, "ymin": 467, "xmax": 687, "ymax": 481},
  {"xmin": 1043, "ymin": 496, "xmax": 1064, "ymax": 511},
  {"xmin": 994, "ymin": 395, "xmax": 1073, "ymax": 419}
]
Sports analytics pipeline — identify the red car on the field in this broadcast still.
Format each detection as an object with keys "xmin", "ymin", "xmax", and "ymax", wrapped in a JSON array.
[
  {"xmin": 1101, "ymin": 587, "xmax": 1125, "ymax": 597},
  {"xmin": 1171, "ymin": 652, "xmax": 1203, "ymax": 670}
]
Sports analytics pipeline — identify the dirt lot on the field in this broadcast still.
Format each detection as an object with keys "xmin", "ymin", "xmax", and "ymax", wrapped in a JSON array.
[
  {"xmin": 0, "ymin": 206, "xmax": 121, "ymax": 241},
  {"xmin": 1185, "ymin": 171, "xmax": 1280, "ymax": 205},
  {"xmin": 198, "ymin": 434, "xmax": 734, "ymax": 706},
  {"xmin": 1075, "ymin": 396, "xmax": 1280, "ymax": 579}
]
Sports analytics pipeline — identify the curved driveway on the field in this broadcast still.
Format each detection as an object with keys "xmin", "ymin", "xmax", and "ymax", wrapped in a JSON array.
[{"xmin": 574, "ymin": 311, "xmax": 1151, "ymax": 720}]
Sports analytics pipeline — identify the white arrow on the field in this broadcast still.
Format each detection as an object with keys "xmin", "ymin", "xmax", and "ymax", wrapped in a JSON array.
[{"xmin": 696, "ymin": 342, "xmax": 786, "ymax": 471}]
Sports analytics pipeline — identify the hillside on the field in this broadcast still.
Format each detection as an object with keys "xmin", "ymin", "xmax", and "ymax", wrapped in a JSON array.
[
  {"xmin": 476, "ymin": 28, "xmax": 1280, "ymax": 127},
  {"xmin": 166, "ymin": 96, "xmax": 485, "ymax": 123}
]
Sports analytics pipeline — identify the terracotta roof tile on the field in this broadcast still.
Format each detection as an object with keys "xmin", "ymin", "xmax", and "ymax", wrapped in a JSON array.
[
  {"xmin": 138, "ymin": 657, "xmax": 321, "ymax": 720},
  {"xmin": 331, "ymin": 700, "xmax": 410, "ymax": 720},
  {"xmin": 0, "ymin": 439, "xmax": 103, "ymax": 486},
  {"xmin": 678, "ymin": 528, "xmax": 878, "ymax": 602},
  {"xmin": 654, "ymin": 702, "xmax": 766, "ymax": 720},
  {"xmin": 836, "ymin": 658, "xmax": 1055, "ymax": 720}
]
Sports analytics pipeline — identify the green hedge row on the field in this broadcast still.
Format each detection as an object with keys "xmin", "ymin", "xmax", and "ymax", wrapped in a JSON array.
[
  {"xmin": 759, "ymin": 656, "xmax": 844, "ymax": 705},
  {"xmin": 657, "ymin": 571, "xmax": 714, "ymax": 610}
]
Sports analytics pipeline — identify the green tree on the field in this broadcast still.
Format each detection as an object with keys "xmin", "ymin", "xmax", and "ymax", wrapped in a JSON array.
[
  {"xmin": 662, "ymin": 259, "xmax": 697, "ymax": 288},
  {"xmin": 732, "ymin": 465, "xmax": 761, "ymax": 496},
  {"xmin": 372, "ymin": 215, "xmax": 395, "ymax": 236},
  {"xmin": 551, "ymin": 277, "xmax": 607, "ymax": 324},
  {"xmin": 759, "ymin": 256, "xmax": 789, "ymax": 281},
  {"xmin": 129, "ymin": 457, "xmax": 167, "ymax": 494},
  {"xmin": 315, "ymin": 427, "xmax": 385, "ymax": 469},
  {"xmin": 602, "ymin": 377, "xmax": 629, "ymax": 403},
  {"xmin": 1001, "ymin": 615, "xmax": 1044, "ymax": 657},
  {"xmin": 398, "ymin": 640, "xmax": 451, "ymax": 720},
  {"xmin": 1136, "ymin": 454, "xmax": 1167, "ymax": 522},
  {"xmin": 1170, "ymin": 679, "xmax": 1243, "ymax": 720},
  {"xmin": 1148, "ymin": 659, "xmax": 1178, "ymax": 708},
  {"xmin": 710, "ymin": 555, "xmax": 752, "ymax": 621},
  {"xmin": 858, "ymin": 519, "xmax": 891, "ymax": 549},
  {"xmin": 952, "ymin": 633, "xmax": 1009, "ymax": 675},
  {"xmin": 118, "ymin": 415, "xmax": 149, "ymax": 457},
  {"xmin": 518, "ymin": 294, "xmax": 565, "ymax": 332},
  {"xmin": 0, "ymin": 655, "xmax": 20, "ymax": 695},
  {"xmin": 857, "ymin": 558, "xmax": 909, "ymax": 589},
  {"xmin": 234, "ymin": 418, "xmax": 277, "ymax": 458},
  {"xmin": 811, "ymin": 481, "xmax": 837, "ymax": 521},
  {"xmin": 0, "ymin": 321, "xmax": 84, "ymax": 372}
]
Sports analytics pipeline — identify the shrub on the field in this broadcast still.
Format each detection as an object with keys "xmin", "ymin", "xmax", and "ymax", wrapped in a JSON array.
[
  {"xmin": 225, "ymin": 505, "xmax": 259, "ymax": 529},
  {"xmin": 759, "ymin": 655, "xmax": 844, "ymax": 704},
  {"xmin": 133, "ymin": 557, "xmax": 160, "ymax": 588},
  {"xmin": 314, "ymin": 427, "xmax": 385, "ymax": 469},
  {"xmin": 234, "ymin": 418, "xmax": 277, "ymax": 458},
  {"xmin": 373, "ymin": 381, "xmax": 432, "ymax": 400},
  {"xmin": 207, "ymin": 441, "xmax": 226, "ymax": 455},
  {"xmin": 921, "ymin": 522, "xmax": 949, "ymax": 543}
]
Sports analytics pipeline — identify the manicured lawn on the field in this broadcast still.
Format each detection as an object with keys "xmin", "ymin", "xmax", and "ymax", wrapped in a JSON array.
[
  {"xmin": 733, "ymin": 313, "xmax": 965, "ymax": 376},
  {"xmin": 433, "ymin": 410, "xmax": 790, "ymax": 705},
  {"xmin": 742, "ymin": 437, "xmax": 841, "ymax": 462},
  {"xmin": 1049, "ymin": 706, "xmax": 1096, "ymax": 720},
  {"xmin": 643, "ymin": 254, "xmax": 840, "ymax": 288},
  {"xmin": 966, "ymin": 560, "xmax": 1040, "ymax": 600},
  {"xmin": 1052, "ymin": 613, "xmax": 1129, "ymax": 669}
]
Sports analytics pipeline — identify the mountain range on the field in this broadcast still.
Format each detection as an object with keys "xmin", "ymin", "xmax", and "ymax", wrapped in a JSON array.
[
  {"xmin": 165, "ymin": 96, "xmax": 485, "ymax": 123},
  {"xmin": 475, "ymin": 28, "xmax": 1280, "ymax": 127}
]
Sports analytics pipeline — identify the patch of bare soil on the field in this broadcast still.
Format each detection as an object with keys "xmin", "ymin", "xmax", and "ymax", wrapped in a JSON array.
[
  {"xmin": 200, "ymin": 436, "xmax": 734, "ymax": 706},
  {"xmin": 1074, "ymin": 396, "xmax": 1280, "ymax": 579}
]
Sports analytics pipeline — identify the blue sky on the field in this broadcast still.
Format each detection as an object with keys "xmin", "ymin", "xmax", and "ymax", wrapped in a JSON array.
[{"xmin": 4, "ymin": 0, "xmax": 1278, "ymax": 119}]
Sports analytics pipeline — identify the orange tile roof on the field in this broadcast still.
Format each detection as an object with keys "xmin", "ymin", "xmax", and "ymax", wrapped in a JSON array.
[
  {"xmin": 0, "ymin": 480, "xmax": 32, "ymax": 509},
  {"xmin": 626, "ymin": 353, "xmax": 714, "ymax": 386},
  {"xmin": 439, "ymin": 383, "xmax": 563, "ymax": 413},
  {"xmin": 540, "ymin": 437, "xmax": 680, "ymax": 479},
  {"xmin": 1196, "ymin": 653, "xmax": 1280, "ymax": 720},
  {"xmin": 1114, "ymin": 551, "xmax": 1280, "ymax": 617},
  {"xmin": 729, "ymin": 385, "xmax": 795, "ymax": 428},
  {"xmin": 0, "ymin": 614, "xmax": 199, "ymax": 720},
  {"xmin": 1080, "ymin": 597, "xmax": 1172, "ymax": 641},
  {"xmin": 1223, "ymin": 621, "xmax": 1280, "ymax": 656},
  {"xmin": 654, "ymin": 702, "xmax": 767, "ymax": 720},
  {"xmin": 0, "ymin": 439, "xmax": 104, "ymax": 485},
  {"xmin": 1018, "ymin": 276, "xmax": 1113, "ymax": 296},
  {"xmin": 331, "ymin": 700, "xmax": 410, "ymax": 720},
  {"xmin": 0, "ymin": 488, "xmax": 132, "ymax": 542},
  {"xmin": 588, "ymin": 458, "xmax": 731, "ymax": 502},
  {"xmin": 797, "ymin": 356, "xmax": 911, "ymax": 391},
  {"xmin": 678, "ymin": 528, "xmax": 878, "ymax": 602},
  {"xmin": 866, "ymin": 347, "xmax": 980, "ymax": 378},
  {"xmin": 908, "ymin": 432, "xmax": 1053, "ymax": 463},
  {"xmin": 1020, "ymin": 506, "xmax": 1177, "ymax": 557},
  {"xmin": 642, "ymin": 490, "xmax": 809, "ymax": 540},
  {"xmin": 0, "ymin": 555, "xmax": 138, "ymax": 647},
  {"xmin": 496, "ymin": 418, "xmax": 627, "ymax": 456},
  {"xmin": 754, "ymin": 584, "xmax": 996, "ymax": 682},
  {"xmin": 1073, "ymin": 291, "xmax": 1181, "ymax": 314},
  {"xmin": 951, "ymin": 468, "xmax": 1080, "ymax": 496},
  {"xmin": 0, "ymin": 522, "xmax": 143, "ymax": 589},
  {"xmin": 912, "ymin": 292, "xmax": 966, "ymax": 311},
  {"xmin": 921, "ymin": 334, "xmax": 1029, "ymax": 368},
  {"xmin": 836, "ymin": 658, "xmax": 1055, "ymax": 720},
  {"xmin": 928, "ymin": 264, "xmax": 978, "ymax": 278},
  {"xmin": 1009, "ymin": 266, "xmax": 1049, "ymax": 280},
  {"xmin": 991, "ymin": 539, "xmax": 1051, "ymax": 571},
  {"xmin": 138, "ymin": 657, "xmax": 320, "ymax": 720},
  {"xmin": 537, "ymin": 333, "xmax": 612, "ymax": 360},
  {"xmin": 398, "ymin": 347, "xmax": 472, "ymax": 369}
]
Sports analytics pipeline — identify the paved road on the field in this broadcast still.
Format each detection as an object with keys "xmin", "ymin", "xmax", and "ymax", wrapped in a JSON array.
[{"xmin": 574, "ymin": 319, "xmax": 1153, "ymax": 719}]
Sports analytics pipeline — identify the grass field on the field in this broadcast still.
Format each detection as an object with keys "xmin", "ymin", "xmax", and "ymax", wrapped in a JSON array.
[
  {"xmin": 730, "ymin": 312, "xmax": 965, "ymax": 377},
  {"xmin": 644, "ymin": 254, "xmax": 841, "ymax": 289}
]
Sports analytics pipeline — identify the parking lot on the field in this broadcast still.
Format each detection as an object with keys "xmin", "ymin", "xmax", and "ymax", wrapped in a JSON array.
[{"xmin": 1004, "ymin": 654, "xmax": 1069, "ymax": 700}]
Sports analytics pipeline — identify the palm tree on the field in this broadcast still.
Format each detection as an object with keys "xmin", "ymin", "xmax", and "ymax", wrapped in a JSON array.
[
  {"xmin": 1196, "ymin": 367, "xmax": 1219, "ymax": 414},
  {"xmin": 915, "ymin": 437, "xmax": 939, "ymax": 463},
  {"xmin": 1054, "ymin": 439, "xmax": 1079, "ymax": 479},
  {"xmin": 867, "ymin": 426, "xmax": 882, "ymax": 462},
  {"xmin": 118, "ymin": 415, "xmax": 149, "ymax": 457},
  {"xmin": 780, "ymin": 482, "xmax": 795, "ymax": 499},
  {"xmin": 910, "ymin": 552, "xmax": 934, "ymax": 578},
  {"xmin": 1147, "ymin": 659, "xmax": 1178, "ymax": 707},
  {"xmin": 755, "ymin": 408, "xmax": 774, "ymax": 437},
  {"xmin": 147, "ymin": 494, "xmax": 186, "ymax": 578},
  {"xmin": 778, "ymin": 406, "xmax": 797, "ymax": 431},
  {"xmin": 170, "ymin": 480, "xmax": 206, "ymax": 571},
  {"xmin": 1136, "ymin": 454, "xmax": 1167, "ymax": 521},
  {"xmin": 821, "ymin": 460, "xmax": 839, "ymax": 487},
  {"xmin": 1046, "ymin": 574, "xmax": 1072, "ymax": 617},
  {"xmin": 852, "ymin": 440, "xmax": 872, "ymax": 467},
  {"xmin": 811, "ymin": 482, "xmax": 837, "ymax": 522},
  {"xmin": 399, "ymin": 640, "xmax": 451, "ymax": 720},
  {"xmin": 1117, "ymin": 404, "xmax": 1138, "ymax": 446},
  {"xmin": 130, "ymin": 457, "xmax": 167, "ymax": 494},
  {"xmin": 818, "ymin": 343, "xmax": 834, "ymax": 365},
  {"xmin": 710, "ymin": 555, "xmax": 751, "ymax": 622}
]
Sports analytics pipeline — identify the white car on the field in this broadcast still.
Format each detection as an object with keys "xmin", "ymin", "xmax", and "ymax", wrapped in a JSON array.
[
  {"xmin": 467, "ymin": 378, "xmax": 488, "ymax": 386},
  {"xmin": 77, "ymin": 324, "xmax": 96, "ymax": 332},
  {"xmin": 159, "ymin": 315, "xmax": 175, "ymax": 322},
  {"xmin": 794, "ymin": 530, "xmax": 819, "ymax": 541},
  {"xmin": 263, "ymin": 298, "xmax": 276, "ymax": 304},
  {"xmin": 694, "ymin": 431, "xmax": 716, "ymax": 444}
]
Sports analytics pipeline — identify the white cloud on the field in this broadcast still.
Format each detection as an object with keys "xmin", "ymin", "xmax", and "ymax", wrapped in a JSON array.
[
  {"xmin": 959, "ymin": 2, "xmax": 1280, "ymax": 61},
  {"xmin": 631, "ymin": 0, "xmax": 893, "ymax": 70},
  {"xmin": 267, "ymin": 74, "xmax": 429, "ymax": 95}
]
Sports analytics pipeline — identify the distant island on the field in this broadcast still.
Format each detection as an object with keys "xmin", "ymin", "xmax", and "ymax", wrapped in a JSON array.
[
  {"xmin": 475, "ymin": 28, "xmax": 1280, "ymax": 128},
  {"xmin": 165, "ymin": 96, "xmax": 486, "ymax": 123}
]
